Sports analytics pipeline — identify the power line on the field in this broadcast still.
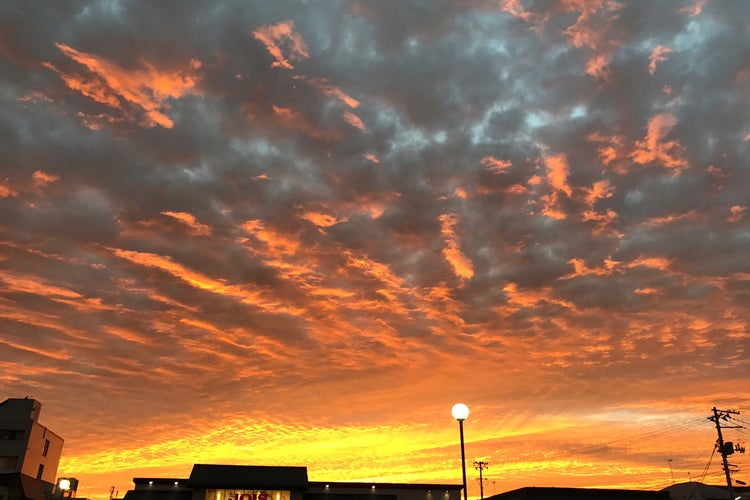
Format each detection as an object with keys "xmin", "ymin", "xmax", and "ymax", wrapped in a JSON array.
[
  {"xmin": 482, "ymin": 409, "xmax": 747, "ymax": 487},
  {"xmin": 547, "ymin": 417, "xmax": 709, "ymax": 459}
]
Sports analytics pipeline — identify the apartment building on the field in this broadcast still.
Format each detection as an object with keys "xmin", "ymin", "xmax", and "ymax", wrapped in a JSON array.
[{"xmin": 0, "ymin": 398, "xmax": 64, "ymax": 485}]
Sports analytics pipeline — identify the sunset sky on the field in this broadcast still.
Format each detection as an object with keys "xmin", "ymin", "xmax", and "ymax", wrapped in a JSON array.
[{"xmin": 1, "ymin": 1, "xmax": 749, "ymax": 499}]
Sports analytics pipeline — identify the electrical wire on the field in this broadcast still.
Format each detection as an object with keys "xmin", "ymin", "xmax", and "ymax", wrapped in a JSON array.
[
  {"xmin": 511, "ymin": 413, "xmax": 750, "ymax": 486},
  {"xmin": 548, "ymin": 417, "xmax": 710, "ymax": 459},
  {"xmin": 695, "ymin": 444, "xmax": 716, "ymax": 484}
]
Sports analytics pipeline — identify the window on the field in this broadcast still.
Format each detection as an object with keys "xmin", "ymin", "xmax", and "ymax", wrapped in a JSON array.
[
  {"xmin": 0, "ymin": 429, "xmax": 24, "ymax": 440},
  {"xmin": 43, "ymin": 439, "xmax": 50, "ymax": 457},
  {"xmin": 0, "ymin": 456, "xmax": 19, "ymax": 470},
  {"xmin": 37, "ymin": 464, "xmax": 44, "ymax": 480}
]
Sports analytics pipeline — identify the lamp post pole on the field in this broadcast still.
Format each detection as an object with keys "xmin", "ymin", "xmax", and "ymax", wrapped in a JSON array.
[{"xmin": 452, "ymin": 404, "xmax": 470, "ymax": 500}]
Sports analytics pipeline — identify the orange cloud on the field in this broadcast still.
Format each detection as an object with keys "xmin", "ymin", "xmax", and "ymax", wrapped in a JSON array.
[
  {"xmin": 272, "ymin": 105, "xmax": 342, "ymax": 140},
  {"xmin": 580, "ymin": 180, "xmax": 618, "ymax": 235},
  {"xmin": 539, "ymin": 193, "xmax": 567, "ymax": 220},
  {"xmin": 561, "ymin": 0, "xmax": 623, "ymax": 79},
  {"xmin": 46, "ymin": 43, "xmax": 201, "ymax": 128},
  {"xmin": 342, "ymin": 110, "xmax": 367, "ymax": 131},
  {"xmin": 253, "ymin": 20, "xmax": 309, "ymax": 69},
  {"xmin": 728, "ymin": 205, "xmax": 746, "ymax": 223},
  {"xmin": 583, "ymin": 179, "xmax": 614, "ymax": 206},
  {"xmin": 105, "ymin": 326, "xmax": 156, "ymax": 346},
  {"xmin": 241, "ymin": 219, "xmax": 299, "ymax": 256},
  {"xmin": 75, "ymin": 111, "xmax": 118, "ymax": 130},
  {"xmin": 0, "ymin": 170, "xmax": 61, "ymax": 199},
  {"xmin": 32, "ymin": 170, "xmax": 59, "ymax": 189},
  {"xmin": 564, "ymin": 257, "xmax": 619, "ymax": 278},
  {"xmin": 0, "ymin": 271, "xmax": 82, "ymax": 299},
  {"xmin": 581, "ymin": 208, "xmax": 619, "ymax": 236},
  {"xmin": 562, "ymin": 0, "xmax": 623, "ymax": 50},
  {"xmin": 584, "ymin": 53, "xmax": 611, "ymax": 80},
  {"xmin": 642, "ymin": 209, "xmax": 699, "ymax": 227},
  {"xmin": 161, "ymin": 211, "xmax": 212, "ymax": 236},
  {"xmin": 0, "ymin": 179, "xmax": 18, "ymax": 198},
  {"xmin": 545, "ymin": 153, "xmax": 573, "ymax": 196},
  {"xmin": 648, "ymin": 45, "xmax": 673, "ymax": 74},
  {"xmin": 365, "ymin": 154, "xmax": 380, "ymax": 163},
  {"xmin": 0, "ymin": 338, "xmax": 73, "ymax": 361},
  {"xmin": 587, "ymin": 132, "xmax": 628, "ymax": 174},
  {"xmin": 502, "ymin": 282, "xmax": 575, "ymax": 310},
  {"xmin": 627, "ymin": 256, "xmax": 672, "ymax": 271},
  {"xmin": 680, "ymin": 0, "xmax": 707, "ymax": 16},
  {"xmin": 630, "ymin": 113, "xmax": 688, "ymax": 170},
  {"xmin": 295, "ymin": 76, "xmax": 360, "ymax": 108},
  {"xmin": 0, "ymin": 299, "xmax": 95, "ymax": 343},
  {"xmin": 110, "ymin": 247, "xmax": 295, "ymax": 314},
  {"xmin": 481, "ymin": 155, "xmax": 512, "ymax": 173},
  {"xmin": 300, "ymin": 211, "xmax": 346, "ymax": 228},
  {"xmin": 345, "ymin": 251, "xmax": 406, "ymax": 291},
  {"xmin": 438, "ymin": 213, "xmax": 474, "ymax": 281},
  {"xmin": 498, "ymin": 0, "xmax": 533, "ymax": 21}
]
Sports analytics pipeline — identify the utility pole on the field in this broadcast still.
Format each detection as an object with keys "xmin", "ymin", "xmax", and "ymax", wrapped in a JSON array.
[
  {"xmin": 667, "ymin": 458, "xmax": 675, "ymax": 485},
  {"xmin": 709, "ymin": 407, "xmax": 745, "ymax": 499},
  {"xmin": 473, "ymin": 460, "xmax": 489, "ymax": 500}
]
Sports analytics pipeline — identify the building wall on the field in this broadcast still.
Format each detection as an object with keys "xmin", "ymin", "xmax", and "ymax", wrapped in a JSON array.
[
  {"xmin": 0, "ymin": 420, "xmax": 30, "ymax": 473},
  {"xmin": 22, "ymin": 421, "xmax": 64, "ymax": 483},
  {"xmin": 0, "ymin": 399, "xmax": 64, "ymax": 484}
]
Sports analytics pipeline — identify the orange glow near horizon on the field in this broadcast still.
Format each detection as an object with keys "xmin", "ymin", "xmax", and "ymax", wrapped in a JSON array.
[{"xmin": 52, "ymin": 404, "xmax": 748, "ymax": 499}]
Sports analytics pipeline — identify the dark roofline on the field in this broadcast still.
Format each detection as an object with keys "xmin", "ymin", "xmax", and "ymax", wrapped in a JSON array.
[
  {"xmin": 485, "ymin": 486, "xmax": 670, "ymax": 500},
  {"xmin": 187, "ymin": 464, "xmax": 309, "ymax": 490},
  {"xmin": 132, "ymin": 476, "xmax": 459, "ymax": 492},
  {"xmin": 133, "ymin": 478, "xmax": 189, "ymax": 486},
  {"xmin": 309, "ymin": 482, "xmax": 462, "ymax": 490},
  {"xmin": 492, "ymin": 486, "xmax": 666, "ymax": 492}
]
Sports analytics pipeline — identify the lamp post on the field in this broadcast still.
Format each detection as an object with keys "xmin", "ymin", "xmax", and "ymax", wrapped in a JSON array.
[
  {"xmin": 451, "ymin": 403, "xmax": 470, "ymax": 500},
  {"xmin": 57, "ymin": 478, "xmax": 76, "ymax": 499}
]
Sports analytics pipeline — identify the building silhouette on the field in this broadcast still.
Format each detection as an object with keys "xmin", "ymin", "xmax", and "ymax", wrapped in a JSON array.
[
  {"xmin": 0, "ymin": 397, "xmax": 65, "ymax": 500},
  {"xmin": 122, "ymin": 464, "xmax": 462, "ymax": 500},
  {"xmin": 483, "ymin": 487, "xmax": 669, "ymax": 500}
]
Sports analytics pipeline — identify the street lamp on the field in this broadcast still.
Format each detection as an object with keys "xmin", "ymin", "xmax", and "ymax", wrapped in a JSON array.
[
  {"xmin": 451, "ymin": 403, "xmax": 470, "ymax": 500},
  {"xmin": 57, "ymin": 478, "xmax": 78, "ymax": 498}
]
